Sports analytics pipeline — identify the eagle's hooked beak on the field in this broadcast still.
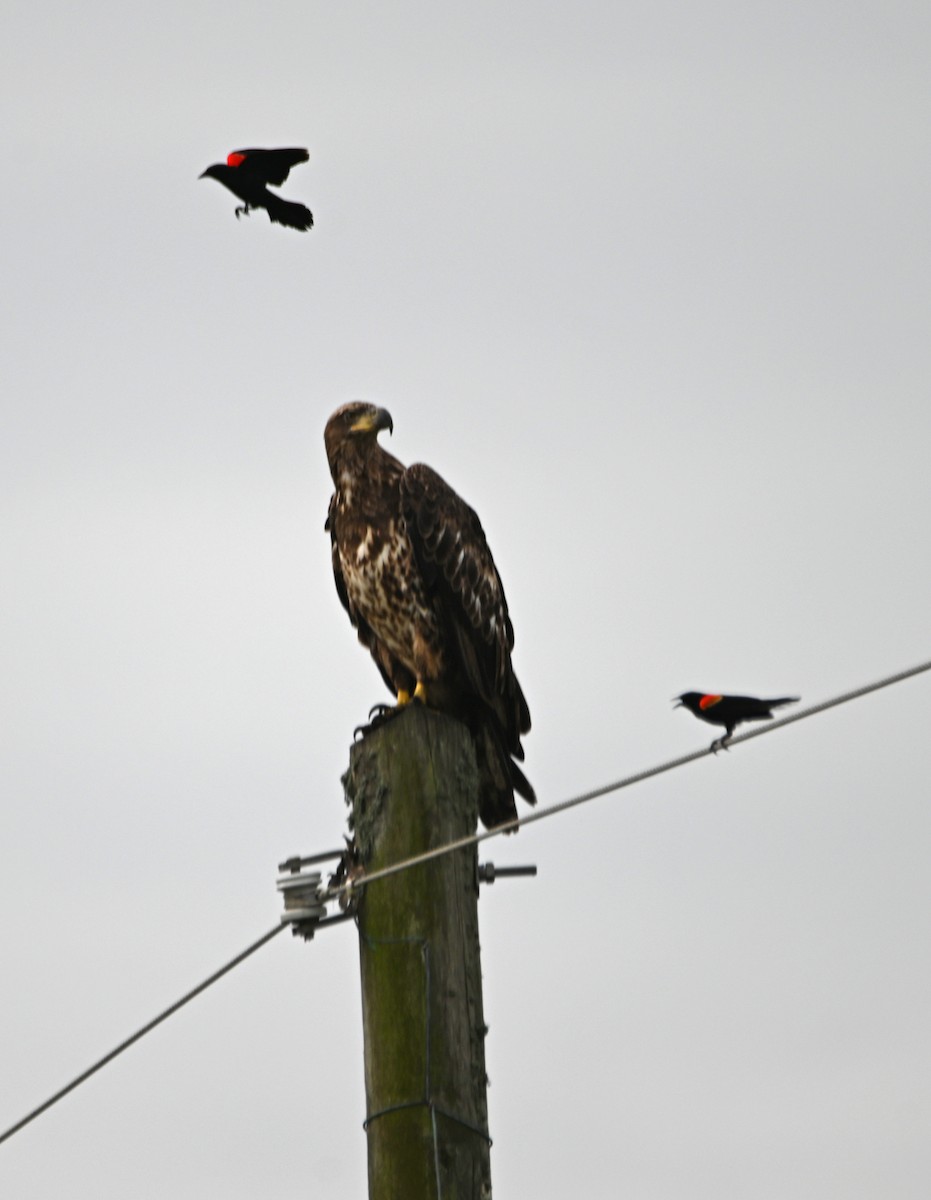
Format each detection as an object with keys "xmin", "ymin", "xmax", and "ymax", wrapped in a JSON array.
[{"xmin": 351, "ymin": 406, "xmax": 394, "ymax": 436}]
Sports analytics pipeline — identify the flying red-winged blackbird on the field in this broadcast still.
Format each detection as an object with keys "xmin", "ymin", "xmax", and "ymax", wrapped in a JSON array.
[
  {"xmin": 674, "ymin": 692, "xmax": 800, "ymax": 752},
  {"xmin": 199, "ymin": 148, "xmax": 313, "ymax": 231}
]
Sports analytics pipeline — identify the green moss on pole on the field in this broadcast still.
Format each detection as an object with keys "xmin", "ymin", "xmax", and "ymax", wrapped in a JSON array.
[{"xmin": 345, "ymin": 704, "xmax": 492, "ymax": 1200}]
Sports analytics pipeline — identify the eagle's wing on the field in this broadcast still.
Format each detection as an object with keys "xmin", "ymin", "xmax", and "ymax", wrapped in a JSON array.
[{"xmin": 400, "ymin": 464, "xmax": 530, "ymax": 738}]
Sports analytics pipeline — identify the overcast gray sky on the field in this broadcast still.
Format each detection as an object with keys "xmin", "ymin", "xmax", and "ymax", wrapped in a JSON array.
[{"xmin": 2, "ymin": 1, "xmax": 931, "ymax": 1196}]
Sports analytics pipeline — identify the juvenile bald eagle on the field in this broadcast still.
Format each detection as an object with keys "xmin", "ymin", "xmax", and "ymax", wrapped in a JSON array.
[{"xmin": 324, "ymin": 402, "xmax": 534, "ymax": 829}]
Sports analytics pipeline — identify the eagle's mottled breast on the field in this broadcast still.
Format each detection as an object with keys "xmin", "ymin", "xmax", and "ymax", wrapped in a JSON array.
[{"xmin": 335, "ymin": 498, "xmax": 443, "ymax": 679}]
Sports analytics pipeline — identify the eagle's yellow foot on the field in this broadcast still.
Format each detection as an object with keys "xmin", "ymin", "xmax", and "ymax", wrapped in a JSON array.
[
  {"xmin": 412, "ymin": 681, "xmax": 428, "ymax": 703},
  {"xmin": 396, "ymin": 688, "xmax": 412, "ymax": 705}
]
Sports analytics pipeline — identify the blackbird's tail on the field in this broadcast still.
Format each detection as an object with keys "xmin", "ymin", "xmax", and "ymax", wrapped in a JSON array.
[{"xmin": 265, "ymin": 195, "xmax": 314, "ymax": 231}]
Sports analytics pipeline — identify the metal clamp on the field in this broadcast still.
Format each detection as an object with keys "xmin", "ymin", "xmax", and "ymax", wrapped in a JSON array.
[
  {"xmin": 477, "ymin": 862, "xmax": 537, "ymax": 884},
  {"xmin": 277, "ymin": 849, "xmax": 345, "ymax": 873}
]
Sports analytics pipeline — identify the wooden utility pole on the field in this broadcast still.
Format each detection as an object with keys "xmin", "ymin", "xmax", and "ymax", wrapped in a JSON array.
[{"xmin": 344, "ymin": 703, "xmax": 492, "ymax": 1200}]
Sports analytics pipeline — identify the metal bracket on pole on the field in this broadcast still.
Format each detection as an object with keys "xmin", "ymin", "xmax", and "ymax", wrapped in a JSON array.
[
  {"xmin": 277, "ymin": 846, "xmax": 358, "ymax": 938},
  {"xmin": 277, "ymin": 849, "xmax": 345, "ymax": 873},
  {"xmin": 477, "ymin": 862, "xmax": 537, "ymax": 884}
]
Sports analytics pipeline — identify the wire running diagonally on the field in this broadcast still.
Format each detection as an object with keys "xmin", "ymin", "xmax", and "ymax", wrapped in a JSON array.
[
  {"xmin": 0, "ymin": 923, "xmax": 289, "ymax": 1148},
  {"xmin": 3, "ymin": 655, "xmax": 928, "ymax": 1150}
]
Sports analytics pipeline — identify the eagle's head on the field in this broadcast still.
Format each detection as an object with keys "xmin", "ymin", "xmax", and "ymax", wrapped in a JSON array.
[{"xmin": 324, "ymin": 402, "xmax": 394, "ymax": 483}]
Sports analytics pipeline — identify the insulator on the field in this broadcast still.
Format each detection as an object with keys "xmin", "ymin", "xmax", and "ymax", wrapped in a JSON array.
[{"xmin": 277, "ymin": 869, "xmax": 327, "ymax": 926}]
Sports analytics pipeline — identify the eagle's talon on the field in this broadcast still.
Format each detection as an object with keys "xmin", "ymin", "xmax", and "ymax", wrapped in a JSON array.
[{"xmin": 354, "ymin": 702, "xmax": 404, "ymax": 739}]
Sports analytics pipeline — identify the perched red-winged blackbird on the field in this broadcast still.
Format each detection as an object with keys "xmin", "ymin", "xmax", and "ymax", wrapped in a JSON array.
[
  {"xmin": 199, "ymin": 148, "xmax": 313, "ymax": 231},
  {"xmin": 674, "ymin": 692, "xmax": 800, "ymax": 752}
]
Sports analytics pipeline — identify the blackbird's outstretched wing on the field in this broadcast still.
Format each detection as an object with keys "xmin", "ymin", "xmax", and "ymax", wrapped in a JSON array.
[{"xmin": 229, "ymin": 148, "xmax": 309, "ymax": 186}]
